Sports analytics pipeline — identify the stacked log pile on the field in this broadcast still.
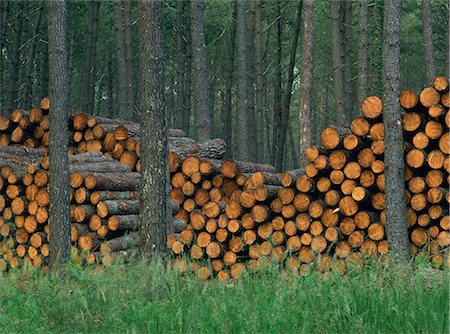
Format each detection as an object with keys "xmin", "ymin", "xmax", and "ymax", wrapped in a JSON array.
[
  {"xmin": 0, "ymin": 76, "xmax": 448, "ymax": 278},
  {"xmin": 166, "ymin": 76, "xmax": 449, "ymax": 280}
]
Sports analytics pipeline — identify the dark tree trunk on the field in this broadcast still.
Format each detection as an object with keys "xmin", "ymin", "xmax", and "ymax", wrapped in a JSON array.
[
  {"xmin": 271, "ymin": 1, "xmax": 283, "ymax": 167},
  {"xmin": 108, "ymin": 47, "xmax": 115, "ymax": 118},
  {"xmin": 298, "ymin": 0, "xmax": 315, "ymax": 167},
  {"xmin": 223, "ymin": 1, "xmax": 237, "ymax": 157},
  {"xmin": 357, "ymin": 0, "xmax": 369, "ymax": 104},
  {"xmin": 124, "ymin": 0, "xmax": 134, "ymax": 118},
  {"xmin": 113, "ymin": 0, "xmax": 129, "ymax": 120},
  {"xmin": 175, "ymin": 0, "xmax": 186, "ymax": 130},
  {"xmin": 330, "ymin": 0, "xmax": 345, "ymax": 127},
  {"xmin": 0, "ymin": 0, "xmax": 7, "ymax": 113},
  {"xmin": 23, "ymin": 5, "xmax": 44, "ymax": 109},
  {"xmin": 422, "ymin": 0, "xmax": 435, "ymax": 85},
  {"xmin": 48, "ymin": 0, "xmax": 71, "ymax": 269},
  {"xmin": 7, "ymin": 1, "xmax": 23, "ymax": 111},
  {"xmin": 382, "ymin": 0, "xmax": 410, "ymax": 265},
  {"xmin": 191, "ymin": 0, "xmax": 212, "ymax": 142},
  {"xmin": 82, "ymin": 0, "xmax": 100, "ymax": 116},
  {"xmin": 255, "ymin": 0, "xmax": 264, "ymax": 162},
  {"xmin": 247, "ymin": 0, "xmax": 257, "ymax": 161},
  {"xmin": 278, "ymin": 0, "xmax": 302, "ymax": 169},
  {"xmin": 343, "ymin": 0, "xmax": 353, "ymax": 114},
  {"xmin": 183, "ymin": 1, "xmax": 192, "ymax": 137},
  {"xmin": 138, "ymin": 0, "xmax": 169, "ymax": 260},
  {"xmin": 236, "ymin": 0, "xmax": 249, "ymax": 161}
]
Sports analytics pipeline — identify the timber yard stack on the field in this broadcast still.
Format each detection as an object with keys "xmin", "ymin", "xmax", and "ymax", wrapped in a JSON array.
[{"xmin": 0, "ymin": 76, "xmax": 448, "ymax": 278}]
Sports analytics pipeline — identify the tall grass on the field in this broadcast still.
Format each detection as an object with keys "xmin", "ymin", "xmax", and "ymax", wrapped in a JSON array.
[{"xmin": 0, "ymin": 260, "xmax": 447, "ymax": 333}]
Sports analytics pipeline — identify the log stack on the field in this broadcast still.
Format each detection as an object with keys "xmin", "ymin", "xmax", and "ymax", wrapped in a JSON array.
[{"xmin": 0, "ymin": 76, "xmax": 448, "ymax": 278}]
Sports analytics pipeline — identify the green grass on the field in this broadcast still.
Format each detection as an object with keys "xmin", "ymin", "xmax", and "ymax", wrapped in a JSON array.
[{"xmin": 0, "ymin": 260, "xmax": 447, "ymax": 334}]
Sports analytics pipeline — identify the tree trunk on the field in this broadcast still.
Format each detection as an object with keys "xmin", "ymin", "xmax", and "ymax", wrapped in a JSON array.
[
  {"xmin": 7, "ymin": 1, "xmax": 23, "ymax": 111},
  {"xmin": 190, "ymin": 0, "xmax": 212, "ymax": 142},
  {"xmin": 175, "ymin": 0, "xmax": 186, "ymax": 130},
  {"xmin": 255, "ymin": 0, "xmax": 263, "ymax": 162},
  {"xmin": 357, "ymin": 0, "xmax": 369, "ymax": 104},
  {"xmin": 382, "ymin": 0, "xmax": 410, "ymax": 265},
  {"xmin": 247, "ymin": 0, "xmax": 257, "ymax": 161},
  {"xmin": 113, "ymin": 0, "xmax": 129, "ymax": 120},
  {"xmin": 343, "ymin": 0, "xmax": 353, "ymax": 115},
  {"xmin": 236, "ymin": 0, "xmax": 249, "ymax": 161},
  {"xmin": 48, "ymin": 0, "xmax": 71, "ymax": 269},
  {"xmin": 422, "ymin": 0, "xmax": 435, "ymax": 85},
  {"xmin": 279, "ymin": 0, "xmax": 302, "ymax": 169},
  {"xmin": 330, "ymin": 0, "xmax": 346, "ymax": 128},
  {"xmin": 183, "ymin": 1, "xmax": 192, "ymax": 137},
  {"xmin": 271, "ymin": 1, "xmax": 282, "ymax": 167},
  {"xmin": 124, "ymin": 0, "xmax": 134, "ymax": 118},
  {"xmin": 298, "ymin": 0, "xmax": 315, "ymax": 167},
  {"xmin": 82, "ymin": 0, "xmax": 100, "ymax": 116},
  {"xmin": 138, "ymin": 0, "xmax": 169, "ymax": 260},
  {"xmin": 0, "ymin": 0, "xmax": 7, "ymax": 113},
  {"xmin": 223, "ymin": 1, "xmax": 237, "ymax": 157},
  {"xmin": 23, "ymin": 5, "xmax": 44, "ymax": 109}
]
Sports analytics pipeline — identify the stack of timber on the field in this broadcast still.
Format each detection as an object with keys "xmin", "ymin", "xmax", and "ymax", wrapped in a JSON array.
[
  {"xmin": 166, "ymin": 76, "xmax": 449, "ymax": 280},
  {"xmin": 0, "ymin": 76, "xmax": 448, "ymax": 278}
]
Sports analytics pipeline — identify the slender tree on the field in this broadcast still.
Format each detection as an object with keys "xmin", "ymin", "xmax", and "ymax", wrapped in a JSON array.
[
  {"xmin": 138, "ymin": 0, "xmax": 169, "ymax": 260},
  {"xmin": 223, "ymin": 1, "xmax": 237, "ymax": 157},
  {"xmin": 82, "ymin": 0, "xmax": 100, "ymax": 115},
  {"xmin": 113, "ymin": 0, "xmax": 129, "ymax": 120},
  {"xmin": 278, "ymin": 0, "xmax": 303, "ymax": 169},
  {"xmin": 7, "ymin": 1, "xmax": 23, "ymax": 111},
  {"xmin": 298, "ymin": 0, "xmax": 315, "ymax": 166},
  {"xmin": 343, "ymin": 0, "xmax": 353, "ymax": 114},
  {"xmin": 48, "ymin": 0, "xmax": 71, "ymax": 269},
  {"xmin": 422, "ymin": 0, "xmax": 435, "ymax": 85},
  {"xmin": 236, "ymin": 0, "xmax": 249, "ymax": 160},
  {"xmin": 254, "ymin": 0, "xmax": 263, "ymax": 161},
  {"xmin": 183, "ymin": 1, "xmax": 192, "ymax": 136},
  {"xmin": 271, "ymin": 1, "xmax": 283, "ymax": 166},
  {"xmin": 357, "ymin": 0, "xmax": 369, "ymax": 104},
  {"xmin": 191, "ymin": 0, "xmax": 212, "ymax": 142},
  {"xmin": 23, "ymin": 5, "xmax": 44, "ymax": 109},
  {"xmin": 330, "ymin": 0, "xmax": 346, "ymax": 127},
  {"xmin": 247, "ymin": 0, "xmax": 257, "ymax": 161},
  {"xmin": 124, "ymin": 0, "xmax": 134, "ymax": 117},
  {"xmin": 382, "ymin": 0, "xmax": 410, "ymax": 264},
  {"xmin": 0, "ymin": 0, "xmax": 8, "ymax": 113},
  {"xmin": 175, "ymin": 0, "xmax": 186, "ymax": 129}
]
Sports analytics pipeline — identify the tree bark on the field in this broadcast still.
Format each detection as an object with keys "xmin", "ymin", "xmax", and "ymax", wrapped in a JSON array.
[
  {"xmin": 82, "ymin": 0, "xmax": 100, "ymax": 116},
  {"xmin": 138, "ymin": 0, "xmax": 169, "ymax": 260},
  {"xmin": 357, "ymin": 0, "xmax": 369, "ymax": 104},
  {"xmin": 255, "ymin": 0, "xmax": 263, "ymax": 162},
  {"xmin": 7, "ymin": 1, "xmax": 23, "ymax": 111},
  {"xmin": 382, "ymin": 0, "xmax": 410, "ymax": 265},
  {"xmin": 298, "ymin": 0, "xmax": 315, "ymax": 167},
  {"xmin": 183, "ymin": 1, "xmax": 192, "ymax": 137},
  {"xmin": 0, "ymin": 0, "xmax": 7, "ymax": 113},
  {"xmin": 235, "ymin": 0, "xmax": 250, "ymax": 161},
  {"xmin": 422, "ymin": 0, "xmax": 435, "ymax": 85},
  {"xmin": 113, "ymin": 0, "xmax": 129, "ymax": 120},
  {"xmin": 175, "ymin": 0, "xmax": 186, "ymax": 130},
  {"xmin": 343, "ymin": 0, "xmax": 353, "ymax": 114},
  {"xmin": 191, "ymin": 0, "xmax": 212, "ymax": 142},
  {"xmin": 279, "ymin": 0, "xmax": 302, "ymax": 169},
  {"xmin": 48, "ymin": 0, "xmax": 71, "ymax": 269},
  {"xmin": 330, "ymin": 0, "xmax": 346, "ymax": 127},
  {"xmin": 223, "ymin": 1, "xmax": 237, "ymax": 157},
  {"xmin": 271, "ymin": 1, "xmax": 283, "ymax": 167},
  {"xmin": 124, "ymin": 0, "xmax": 134, "ymax": 118},
  {"xmin": 247, "ymin": 0, "xmax": 257, "ymax": 161},
  {"xmin": 23, "ymin": 5, "xmax": 44, "ymax": 109}
]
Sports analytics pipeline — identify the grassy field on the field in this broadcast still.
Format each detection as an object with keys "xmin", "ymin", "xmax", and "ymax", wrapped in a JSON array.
[{"xmin": 0, "ymin": 259, "xmax": 448, "ymax": 333}]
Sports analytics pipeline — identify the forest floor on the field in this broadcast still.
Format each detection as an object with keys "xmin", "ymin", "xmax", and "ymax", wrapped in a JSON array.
[{"xmin": 0, "ymin": 259, "xmax": 447, "ymax": 333}]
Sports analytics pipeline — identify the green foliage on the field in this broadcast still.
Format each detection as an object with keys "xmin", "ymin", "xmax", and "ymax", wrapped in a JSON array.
[{"xmin": 0, "ymin": 262, "xmax": 447, "ymax": 333}]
